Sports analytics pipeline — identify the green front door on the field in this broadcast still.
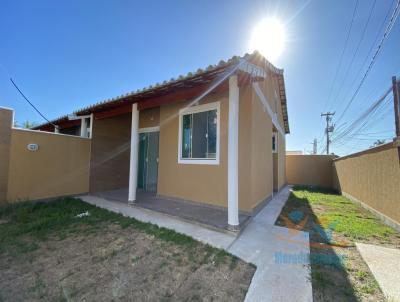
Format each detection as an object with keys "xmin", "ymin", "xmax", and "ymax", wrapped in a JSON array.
[{"xmin": 137, "ymin": 132, "xmax": 159, "ymax": 192}]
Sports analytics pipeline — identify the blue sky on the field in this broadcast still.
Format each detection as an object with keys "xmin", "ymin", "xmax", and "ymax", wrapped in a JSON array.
[{"xmin": 1, "ymin": 0, "xmax": 399, "ymax": 155}]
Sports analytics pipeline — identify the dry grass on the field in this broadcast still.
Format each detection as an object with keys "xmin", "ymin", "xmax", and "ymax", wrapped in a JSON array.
[{"xmin": 0, "ymin": 197, "xmax": 255, "ymax": 301}]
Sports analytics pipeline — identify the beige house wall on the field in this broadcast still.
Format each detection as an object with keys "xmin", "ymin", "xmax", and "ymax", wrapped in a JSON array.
[
  {"xmin": 157, "ymin": 92, "xmax": 229, "ymax": 209},
  {"xmin": 7, "ymin": 129, "xmax": 91, "ymax": 202},
  {"xmin": 89, "ymin": 108, "xmax": 161, "ymax": 193},
  {"xmin": 156, "ymin": 79, "xmax": 285, "ymax": 213},
  {"xmin": 1, "ymin": 72, "xmax": 288, "ymax": 212},
  {"xmin": 333, "ymin": 143, "xmax": 400, "ymax": 225},
  {"xmin": 238, "ymin": 72, "xmax": 287, "ymax": 212},
  {"xmin": 89, "ymin": 113, "xmax": 131, "ymax": 192},
  {"xmin": 0, "ymin": 108, "xmax": 13, "ymax": 203},
  {"xmin": 238, "ymin": 86, "xmax": 253, "ymax": 212},
  {"xmin": 139, "ymin": 107, "xmax": 160, "ymax": 129},
  {"xmin": 250, "ymin": 85, "xmax": 274, "ymax": 210},
  {"xmin": 286, "ymin": 155, "xmax": 335, "ymax": 188}
]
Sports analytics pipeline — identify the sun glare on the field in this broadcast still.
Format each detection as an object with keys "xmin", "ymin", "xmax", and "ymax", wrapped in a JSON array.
[{"xmin": 250, "ymin": 18, "xmax": 285, "ymax": 63}]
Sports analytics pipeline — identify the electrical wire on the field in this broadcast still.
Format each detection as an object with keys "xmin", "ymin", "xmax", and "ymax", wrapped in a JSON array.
[
  {"xmin": 332, "ymin": 87, "xmax": 392, "ymax": 143},
  {"xmin": 335, "ymin": 0, "xmax": 400, "ymax": 124},
  {"xmin": 331, "ymin": 86, "xmax": 392, "ymax": 144},
  {"xmin": 322, "ymin": 0, "xmax": 359, "ymax": 112},
  {"xmin": 330, "ymin": 0, "xmax": 377, "ymax": 112},
  {"xmin": 336, "ymin": 0, "xmax": 395, "ymax": 112},
  {"xmin": 9, "ymin": 78, "xmax": 57, "ymax": 127}
]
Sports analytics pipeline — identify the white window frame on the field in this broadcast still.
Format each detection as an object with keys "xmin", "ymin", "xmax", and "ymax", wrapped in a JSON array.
[
  {"xmin": 272, "ymin": 132, "xmax": 278, "ymax": 153},
  {"xmin": 178, "ymin": 101, "xmax": 220, "ymax": 165}
]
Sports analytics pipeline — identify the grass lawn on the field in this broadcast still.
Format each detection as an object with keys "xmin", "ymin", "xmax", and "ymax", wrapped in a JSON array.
[
  {"xmin": 0, "ymin": 197, "xmax": 255, "ymax": 302},
  {"xmin": 276, "ymin": 186, "xmax": 400, "ymax": 302}
]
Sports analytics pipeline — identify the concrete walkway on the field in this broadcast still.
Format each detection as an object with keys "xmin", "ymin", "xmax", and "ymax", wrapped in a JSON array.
[
  {"xmin": 356, "ymin": 243, "xmax": 400, "ymax": 302},
  {"xmin": 79, "ymin": 186, "xmax": 312, "ymax": 302},
  {"xmin": 228, "ymin": 188, "xmax": 312, "ymax": 302}
]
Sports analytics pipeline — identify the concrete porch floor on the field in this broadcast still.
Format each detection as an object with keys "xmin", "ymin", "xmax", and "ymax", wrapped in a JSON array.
[{"xmin": 93, "ymin": 188, "xmax": 251, "ymax": 231}]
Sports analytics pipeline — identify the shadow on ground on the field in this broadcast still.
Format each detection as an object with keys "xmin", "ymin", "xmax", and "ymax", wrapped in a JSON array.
[{"xmin": 276, "ymin": 186, "xmax": 358, "ymax": 302}]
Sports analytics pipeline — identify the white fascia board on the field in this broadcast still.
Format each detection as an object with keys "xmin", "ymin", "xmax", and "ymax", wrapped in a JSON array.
[
  {"xmin": 238, "ymin": 62, "xmax": 266, "ymax": 78},
  {"xmin": 252, "ymin": 82, "xmax": 285, "ymax": 137}
]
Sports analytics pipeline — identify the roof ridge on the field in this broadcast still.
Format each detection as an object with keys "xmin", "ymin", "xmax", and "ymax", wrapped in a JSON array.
[{"xmin": 34, "ymin": 51, "xmax": 284, "ymax": 129}]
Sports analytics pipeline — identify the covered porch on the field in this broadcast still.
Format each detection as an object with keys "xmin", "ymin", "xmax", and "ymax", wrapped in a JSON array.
[{"xmin": 93, "ymin": 188, "xmax": 251, "ymax": 231}]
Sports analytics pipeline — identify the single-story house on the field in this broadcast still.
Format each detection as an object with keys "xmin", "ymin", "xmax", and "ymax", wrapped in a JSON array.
[{"xmin": 33, "ymin": 51, "xmax": 290, "ymax": 230}]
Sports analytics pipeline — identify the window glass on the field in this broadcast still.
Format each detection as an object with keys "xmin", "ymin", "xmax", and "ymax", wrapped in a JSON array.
[
  {"xmin": 182, "ymin": 114, "xmax": 192, "ymax": 158},
  {"xmin": 272, "ymin": 133, "xmax": 277, "ymax": 153},
  {"xmin": 207, "ymin": 110, "xmax": 217, "ymax": 157},
  {"xmin": 181, "ymin": 109, "xmax": 217, "ymax": 160},
  {"xmin": 192, "ymin": 111, "xmax": 208, "ymax": 158}
]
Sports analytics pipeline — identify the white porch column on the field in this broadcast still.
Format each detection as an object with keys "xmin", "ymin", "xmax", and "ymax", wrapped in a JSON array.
[
  {"xmin": 80, "ymin": 118, "xmax": 87, "ymax": 137},
  {"xmin": 228, "ymin": 75, "xmax": 239, "ymax": 229},
  {"xmin": 128, "ymin": 103, "xmax": 139, "ymax": 203}
]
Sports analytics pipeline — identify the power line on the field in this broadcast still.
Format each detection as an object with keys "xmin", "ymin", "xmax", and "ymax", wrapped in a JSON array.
[
  {"xmin": 352, "ymin": 130, "xmax": 394, "ymax": 134},
  {"xmin": 330, "ymin": 0, "xmax": 377, "ymax": 112},
  {"xmin": 337, "ymin": 0, "xmax": 395, "ymax": 111},
  {"xmin": 332, "ymin": 93, "xmax": 390, "ymax": 143},
  {"xmin": 333, "ymin": 97, "xmax": 391, "ymax": 145},
  {"xmin": 331, "ymin": 86, "xmax": 392, "ymax": 144},
  {"xmin": 349, "ymin": 99, "xmax": 393, "ymax": 137},
  {"xmin": 9, "ymin": 78, "xmax": 56, "ymax": 127},
  {"xmin": 322, "ymin": 0, "xmax": 359, "ymax": 112},
  {"xmin": 335, "ymin": 0, "xmax": 400, "ymax": 124}
]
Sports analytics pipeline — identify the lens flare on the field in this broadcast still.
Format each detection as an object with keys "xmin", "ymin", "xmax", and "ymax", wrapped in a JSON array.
[{"xmin": 250, "ymin": 18, "xmax": 286, "ymax": 63}]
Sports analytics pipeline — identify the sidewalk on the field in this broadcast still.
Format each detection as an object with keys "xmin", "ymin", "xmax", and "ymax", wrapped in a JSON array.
[
  {"xmin": 356, "ymin": 243, "xmax": 400, "ymax": 302},
  {"xmin": 80, "ymin": 186, "xmax": 312, "ymax": 302}
]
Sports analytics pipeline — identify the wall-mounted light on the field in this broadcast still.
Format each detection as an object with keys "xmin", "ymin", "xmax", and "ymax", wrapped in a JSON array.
[{"xmin": 27, "ymin": 143, "xmax": 39, "ymax": 152}]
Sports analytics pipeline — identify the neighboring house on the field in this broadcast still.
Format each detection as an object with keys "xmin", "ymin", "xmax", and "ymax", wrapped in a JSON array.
[{"xmin": 33, "ymin": 51, "xmax": 289, "ymax": 229}]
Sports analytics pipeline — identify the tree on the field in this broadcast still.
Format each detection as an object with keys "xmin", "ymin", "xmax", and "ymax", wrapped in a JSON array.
[
  {"xmin": 370, "ymin": 139, "xmax": 386, "ymax": 148},
  {"xmin": 21, "ymin": 120, "xmax": 37, "ymax": 129}
]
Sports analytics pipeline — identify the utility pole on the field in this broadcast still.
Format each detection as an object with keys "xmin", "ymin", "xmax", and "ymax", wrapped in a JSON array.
[
  {"xmin": 392, "ymin": 76, "xmax": 400, "ymax": 161},
  {"xmin": 310, "ymin": 139, "xmax": 317, "ymax": 154},
  {"xmin": 392, "ymin": 76, "xmax": 400, "ymax": 139},
  {"xmin": 321, "ymin": 112, "xmax": 335, "ymax": 155}
]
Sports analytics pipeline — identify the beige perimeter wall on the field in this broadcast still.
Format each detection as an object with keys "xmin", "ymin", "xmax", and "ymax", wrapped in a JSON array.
[
  {"xmin": 0, "ymin": 108, "xmax": 13, "ymax": 202},
  {"xmin": 286, "ymin": 154, "xmax": 335, "ymax": 188},
  {"xmin": 7, "ymin": 128, "xmax": 91, "ymax": 202},
  {"xmin": 333, "ymin": 143, "xmax": 400, "ymax": 225}
]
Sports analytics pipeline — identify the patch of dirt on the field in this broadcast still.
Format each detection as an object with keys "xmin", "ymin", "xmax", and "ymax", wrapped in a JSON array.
[
  {"xmin": 310, "ymin": 245, "xmax": 385, "ymax": 302},
  {"xmin": 0, "ymin": 223, "xmax": 255, "ymax": 301}
]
